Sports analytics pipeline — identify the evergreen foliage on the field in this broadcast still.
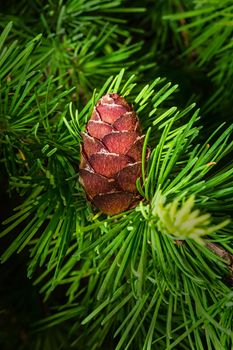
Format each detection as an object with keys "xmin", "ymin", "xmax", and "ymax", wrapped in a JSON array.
[
  {"xmin": 165, "ymin": 0, "xmax": 233, "ymax": 116},
  {"xmin": 0, "ymin": 1, "xmax": 233, "ymax": 349}
]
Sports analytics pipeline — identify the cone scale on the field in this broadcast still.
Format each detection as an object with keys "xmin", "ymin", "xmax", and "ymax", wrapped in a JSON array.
[{"xmin": 79, "ymin": 93, "xmax": 146, "ymax": 215}]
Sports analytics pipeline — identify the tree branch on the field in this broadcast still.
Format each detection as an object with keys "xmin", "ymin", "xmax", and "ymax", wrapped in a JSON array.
[{"xmin": 176, "ymin": 240, "xmax": 233, "ymax": 284}]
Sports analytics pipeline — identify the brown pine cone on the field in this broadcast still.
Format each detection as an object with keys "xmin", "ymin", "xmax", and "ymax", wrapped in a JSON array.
[{"xmin": 79, "ymin": 93, "xmax": 146, "ymax": 215}]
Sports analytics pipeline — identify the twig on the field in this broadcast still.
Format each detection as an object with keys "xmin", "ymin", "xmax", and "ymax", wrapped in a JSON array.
[
  {"xmin": 206, "ymin": 242, "xmax": 233, "ymax": 267},
  {"xmin": 175, "ymin": 240, "xmax": 233, "ymax": 284},
  {"xmin": 206, "ymin": 242, "xmax": 233, "ymax": 285},
  {"xmin": 177, "ymin": 4, "xmax": 189, "ymax": 47}
]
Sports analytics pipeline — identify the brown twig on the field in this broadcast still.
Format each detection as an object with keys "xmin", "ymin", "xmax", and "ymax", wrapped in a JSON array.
[
  {"xmin": 206, "ymin": 242, "xmax": 233, "ymax": 267},
  {"xmin": 177, "ymin": 4, "xmax": 189, "ymax": 48},
  {"xmin": 206, "ymin": 242, "xmax": 233, "ymax": 285},
  {"xmin": 175, "ymin": 240, "xmax": 233, "ymax": 285}
]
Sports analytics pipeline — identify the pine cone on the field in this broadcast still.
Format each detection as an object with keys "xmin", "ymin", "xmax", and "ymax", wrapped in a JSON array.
[{"xmin": 79, "ymin": 93, "xmax": 146, "ymax": 215}]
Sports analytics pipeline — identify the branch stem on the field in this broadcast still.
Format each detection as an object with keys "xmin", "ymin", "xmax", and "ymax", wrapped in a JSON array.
[{"xmin": 176, "ymin": 240, "xmax": 233, "ymax": 283}]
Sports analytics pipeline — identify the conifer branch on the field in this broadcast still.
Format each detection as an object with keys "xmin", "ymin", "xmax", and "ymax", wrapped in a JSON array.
[{"xmin": 1, "ymin": 2, "xmax": 233, "ymax": 349}]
